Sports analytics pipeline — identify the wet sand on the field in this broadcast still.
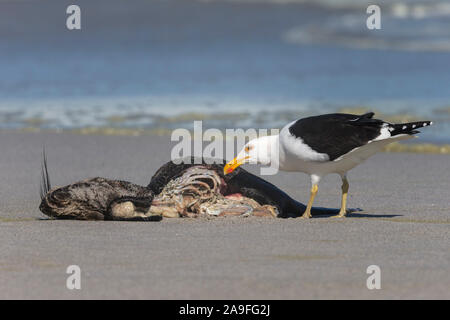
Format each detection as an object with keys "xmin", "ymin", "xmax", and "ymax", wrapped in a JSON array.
[{"xmin": 0, "ymin": 131, "xmax": 449, "ymax": 299}]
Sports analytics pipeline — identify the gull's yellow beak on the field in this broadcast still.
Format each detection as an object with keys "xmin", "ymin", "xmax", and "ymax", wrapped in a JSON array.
[{"xmin": 224, "ymin": 156, "xmax": 249, "ymax": 175}]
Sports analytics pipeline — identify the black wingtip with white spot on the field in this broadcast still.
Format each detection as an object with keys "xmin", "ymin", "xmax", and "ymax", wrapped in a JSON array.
[{"xmin": 390, "ymin": 121, "xmax": 433, "ymax": 136}]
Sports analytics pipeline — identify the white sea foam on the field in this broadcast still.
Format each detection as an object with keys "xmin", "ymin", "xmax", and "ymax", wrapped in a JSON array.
[
  {"xmin": 0, "ymin": 95, "xmax": 309, "ymax": 129},
  {"xmin": 0, "ymin": 95, "xmax": 444, "ymax": 131}
]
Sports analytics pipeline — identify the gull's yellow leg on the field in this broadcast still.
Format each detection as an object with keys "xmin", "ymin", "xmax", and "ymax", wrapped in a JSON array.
[
  {"xmin": 301, "ymin": 184, "xmax": 318, "ymax": 219},
  {"xmin": 335, "ymin": 176, "xmax": 349, "ymax": 218}
]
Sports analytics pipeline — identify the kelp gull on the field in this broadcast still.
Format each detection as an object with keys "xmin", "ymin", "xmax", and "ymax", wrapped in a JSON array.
[{"xmin": 224, "ymin": 112, "xmax": 433, "ymax": 218}]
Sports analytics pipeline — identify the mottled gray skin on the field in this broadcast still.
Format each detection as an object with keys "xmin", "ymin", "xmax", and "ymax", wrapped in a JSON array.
[{"xmin": 39, "ymin": 177, "xmax": 157, "ymax": 221}]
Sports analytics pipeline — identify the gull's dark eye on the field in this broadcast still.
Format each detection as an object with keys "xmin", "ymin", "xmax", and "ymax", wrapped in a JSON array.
[{"xmin": 245, "ymin": 145, "xmax": 253, "ymax": 153}]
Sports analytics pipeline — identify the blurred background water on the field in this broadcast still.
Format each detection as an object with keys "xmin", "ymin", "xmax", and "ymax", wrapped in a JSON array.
[{"xmin": 0, "ymin": 0, "xmax": 449, "ymax": 142}]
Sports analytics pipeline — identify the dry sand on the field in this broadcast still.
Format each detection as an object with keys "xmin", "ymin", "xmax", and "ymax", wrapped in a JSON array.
[{"xmin": 0, "ymin": 131, "xmax": 449, "ymax": 299}]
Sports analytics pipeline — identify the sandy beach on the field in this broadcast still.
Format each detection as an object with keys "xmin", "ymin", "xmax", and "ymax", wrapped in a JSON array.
[
  {"xmin": 1, "ymin": 0, "xmax": 449, "ymax": 301},
  {"xmin": 0, "ymin": 131, "xmax": 448, "ymax": 299}
]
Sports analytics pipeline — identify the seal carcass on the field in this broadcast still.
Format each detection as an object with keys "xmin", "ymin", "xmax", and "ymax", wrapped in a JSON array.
[{"xmin": 39, "ymin": 157, "xmax": 335, "ymax": 221}]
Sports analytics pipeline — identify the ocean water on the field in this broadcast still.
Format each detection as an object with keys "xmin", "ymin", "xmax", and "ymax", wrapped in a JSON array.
[{"xmin": 0, "ymin": 0, "xmax": 449, "ymax": 142}]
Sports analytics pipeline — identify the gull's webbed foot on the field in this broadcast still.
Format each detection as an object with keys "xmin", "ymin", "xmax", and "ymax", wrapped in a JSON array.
[
  {"xmin": 332, "ymin": 211, "xmax": 347, "ymax": 218},
  {"xmin": 300, "ymin": 210, "xmax": 312, "ymax": 219}
]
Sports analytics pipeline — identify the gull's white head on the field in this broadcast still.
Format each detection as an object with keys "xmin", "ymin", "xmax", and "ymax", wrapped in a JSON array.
[{"xmin": 224, "ymin": 135, "xmax": 278, "ymax": 174}]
